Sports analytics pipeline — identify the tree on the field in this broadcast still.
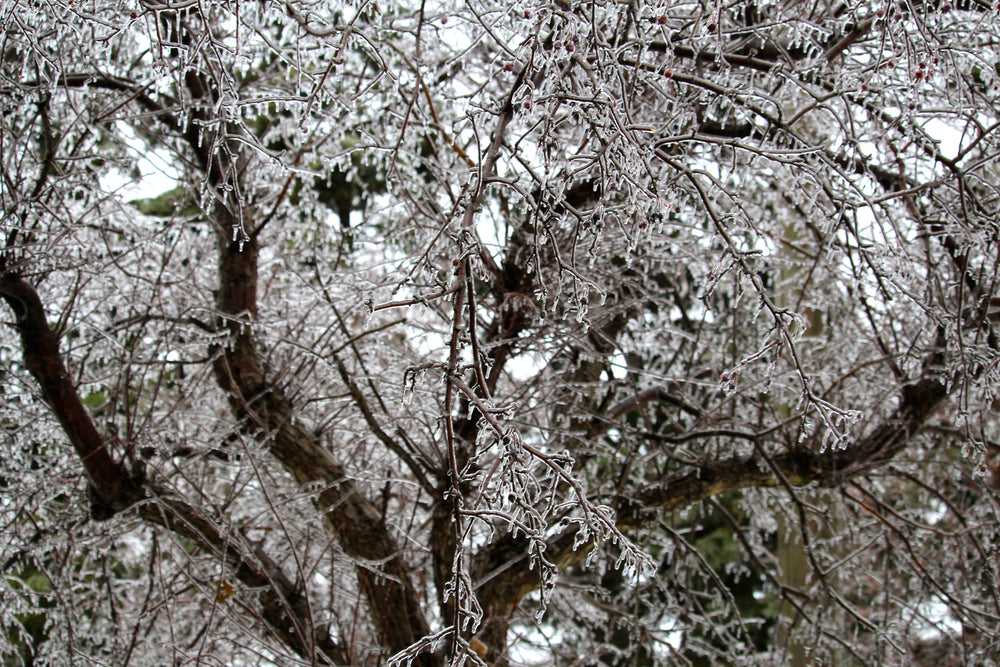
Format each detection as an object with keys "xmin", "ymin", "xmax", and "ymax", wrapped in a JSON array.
[{"xmin": 2, "ymin": 0, "xmax": 999, "ymax": 664}]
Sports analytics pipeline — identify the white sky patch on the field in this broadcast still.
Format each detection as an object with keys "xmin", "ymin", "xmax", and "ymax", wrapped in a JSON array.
[
  {"xmin": 99, "ymin": 121, "xmax": 179, "ymax": 201},
  {"xmin": 925, "ymin": 118, "xmax": 964, "ymax": 162},
  {"xmin": 608, "ymin": 351, "xmax": 629, "ymax": 380}
]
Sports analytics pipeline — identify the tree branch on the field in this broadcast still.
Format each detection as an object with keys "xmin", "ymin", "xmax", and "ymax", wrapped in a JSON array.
[
  {"xmin": 470, "ymin": 363, "xmax": 949, "ymax": 653},
  {"xmin": 0, "ymin": 272, "xmax": 345, "ymax": 663},
  {"xmin": 0, "ymin": 273, "xmax": 144, "ymax": 519},
  {"xmin": 211, "ymin": 234, "xmax": 436, "ymax": 664},
  {"xmin": 138, "ymin": 492, "xmax": 347, "ymax": 664}
]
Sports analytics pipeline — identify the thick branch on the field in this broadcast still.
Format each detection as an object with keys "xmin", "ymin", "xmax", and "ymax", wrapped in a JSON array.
[
  {"xmin": 471, "ymin": 370, "xmax": 948, "ymax": 651},
  {"xmin": 139, "ymin": 493, "xmax": 346, "ymax": 664},
  {"xmin": 126, "ymin": 19, "xmax": 436, "ymax": 656},
  {"xmin": 212, "ymin": 234, "xmax": 435, "ymax": 664},
  {"xmin": 0, "ymin": 274, "xmax": 143, "ymax": 518},
  {"xmin": 0, "ymin": 273, "xmax": 342, "ymax": 663},
  {"xmin": 624, "ymin": 375, "xmax": 946, "ymax": 521}
]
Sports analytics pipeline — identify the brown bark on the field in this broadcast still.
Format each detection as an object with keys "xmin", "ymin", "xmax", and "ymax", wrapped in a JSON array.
[
  {"xmin": 211, "ymin": 234, "xmax": 436, "ymax": 665},
  {"xmin": 0, "ymin": 274, "xmax": 144, "ymax": 519},
  {"xmin": 470, "ymin": 369, "xmax": 949, "ymax": 656},
  {"xmin": 126, "ymin": 16, "xmax": 438, "ymax": 655},
  {"xmin": 0, "ymin": 272, "xmax": 346, "ymax": 664}
]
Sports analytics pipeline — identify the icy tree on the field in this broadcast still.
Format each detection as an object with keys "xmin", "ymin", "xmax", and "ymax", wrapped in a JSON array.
[{"xmin": 2, "ymin": 0, "xmax": 1000, "ymax": 664}]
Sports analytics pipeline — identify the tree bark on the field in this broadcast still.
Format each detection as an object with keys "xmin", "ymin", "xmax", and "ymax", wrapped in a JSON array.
[
  {"xmin": 0, "ymin": 274, "xmax": 144, "ymax": 519},
  {"xmin": 0, "ymin": 272, "xmax": 347, "ymax": 664},
  {"xmin": 211, "ymin": 233, "xmax": 436, "ymax": 665},
  {"xmin": 471, "ymin": 367, "xmax": 949, "ymax": 656}
]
